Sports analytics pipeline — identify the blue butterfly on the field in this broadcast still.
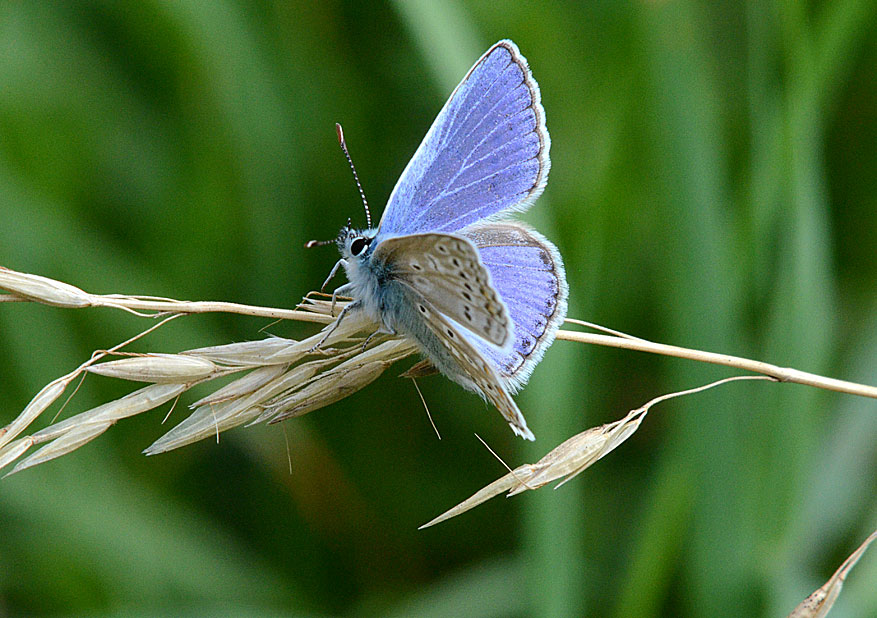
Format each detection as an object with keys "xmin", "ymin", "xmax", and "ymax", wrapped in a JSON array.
[{"xmin": 323, "ymin": 40, "xmax": 567, "ymax": 440}]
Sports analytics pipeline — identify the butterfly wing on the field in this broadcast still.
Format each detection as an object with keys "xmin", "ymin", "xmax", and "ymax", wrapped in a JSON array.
[
  {"xmin": 418, "ymin": 303, "xmax": 534, "ymax": 440},
  {"xmin": 372, "ymin": 233, "xmax": 512, "ymax": 348},
  {"xmin": 378, "ymin": 40, "xmax": 550, "ymax": 236},
  {"xmin": 386, "ymin": 283, "xmax": 535, "ymax": 440},
  {"xmin": 464, "ymin": 222, "xmax": 568, "ymax": 393}
]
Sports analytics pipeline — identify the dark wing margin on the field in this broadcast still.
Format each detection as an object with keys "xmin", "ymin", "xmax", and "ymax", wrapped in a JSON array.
[{"xmin": 463, "ymin": 222, "xmax": 568, "ymax": 393}]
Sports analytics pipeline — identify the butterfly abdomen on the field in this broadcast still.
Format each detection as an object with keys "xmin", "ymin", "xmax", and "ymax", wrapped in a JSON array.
[{"xmin": 381, "ymin": 280, "xmax": 482, "ymax": 393}]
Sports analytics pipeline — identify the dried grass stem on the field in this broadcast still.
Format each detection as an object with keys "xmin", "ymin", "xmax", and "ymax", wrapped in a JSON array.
[{"xmin": 3, "ymin": 266, "xmax": 873, "ymax": 400}]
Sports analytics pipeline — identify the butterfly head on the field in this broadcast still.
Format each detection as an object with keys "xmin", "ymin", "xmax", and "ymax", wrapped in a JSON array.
[{"xmin": 336, "ymin": 219, "xmax": 377, "ymax": 261}]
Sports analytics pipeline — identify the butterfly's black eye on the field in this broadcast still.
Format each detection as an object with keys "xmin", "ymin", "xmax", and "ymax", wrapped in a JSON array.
[{"xmin": 350, "ymin": 237, "xmax": 367, "ymax": 256}]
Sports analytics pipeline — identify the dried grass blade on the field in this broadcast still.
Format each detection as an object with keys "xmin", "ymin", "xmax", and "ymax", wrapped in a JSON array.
[
  {"xmin": 0, "ymin": 377, "xmax": 74, "ymax": 450},
  {"xmin": 8, "ymin": 422, "xmax": 112, "ymax": 475},
  {"xmin": 787, "ymin": 529, "xmax": 877, "ymax": 617},
  {"xmin": 87, "ymin": 354, "xmax": 219, "ymax": 383},
  {"xmin": 419, "ymin": 465, "xmax": 537, "ymax": 529},
  {"xmin": 29, "ymin": 384, "xmax": 190, "ymax": 444},
  {"xmin": 190, "ymin": 364, "xmax": 288, "ymax": 408}
]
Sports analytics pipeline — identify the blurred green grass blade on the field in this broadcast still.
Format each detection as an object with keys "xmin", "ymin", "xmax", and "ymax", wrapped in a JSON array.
[
  {"xmin": 391, "ymin": 0, "xmax": 482, "ymax": 92},
  {"xmin": 377, "ymin": 555, "xmax": 525, "ymax": 618},
  {"xmin": 520, "ymin": 333, "xmax": 589, "ymax": 617},
  {"xmin": 92, "ymin": 607, "xmax": 321, "ymax": 618},
  {"xmin": 636, "ymin": 2, "xmax": 747, "ymax": 615},
  {"xmin": 755, "ymin": 0, "xmax": 839, "ymax": 559},
  {"xmin": 3, "ymin": 453, "xmax": 295, "ymax": 610},
  {"xmin": 144, "ymin": 0, "xmax": 304, "ymax": 303},
  {"xmin": 771, "ymin": 302, "xmax": 877, "ymax": 615},
  {"xmin": 745, "ymin": 0, "xmax": 784, "ymax": 297},
  {"xmin": 812, "ymin": 0, "xmax": 877, "ymax": 113},
  {"xmin": 611, "ymin": 466, "xmax": 693, "ymax": 618}
]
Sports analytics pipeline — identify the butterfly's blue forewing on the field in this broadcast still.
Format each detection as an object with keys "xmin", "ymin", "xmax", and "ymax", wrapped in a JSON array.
[{"xmin": 377, "ymin": 40, "xmax": 550, "ymax": 236}]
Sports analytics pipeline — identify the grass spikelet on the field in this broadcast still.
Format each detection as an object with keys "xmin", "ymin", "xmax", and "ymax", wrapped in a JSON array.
[
  {"xmin": 87, "ymin": 354, "xmax": 220, "ymax": 383},
  {"xmin": 788, "ymin": 529, "xmax": 877, "ymax": 617},
  {"xmin": 144, "ymin": 357, "xmax": 353, "ymax": 455},
  {"xmin": 28, "ymin": 384, "xmax": 191, "ymax": 444},
  {"xmin": 419, "ymin": 412, "xmax": 646, "ymax": 529},
  {"xmin": 0, "ymin": 438, "xmax": 35, "ymax": 471},
  {"xmin": 421, "ymin": 375, "xmax": 773, "ymax": 528},
  {"xmin": 264, "ymin": 339, "xmax": 418, "ymax": 423},
  {"xmin": 182, "ymin": 338, "xmax": 303, "ymax": 366},
  {"xmin": 0, "ymin": 377, "xmax": 75, "ymax": 450},
  {"xmin": 8, "ymin": 423, "xmax": 112, "ymax": 476},
  {"xmin": 190, "ymin": 364, "xmax": 289, "ymax": 408},
  {"xmin": 0, "ymin": 267, "xmax": 92, "ymax": 308},
  {"xmin": 0, "ymin": 289, "xmax": 423, "ymax": 471}
]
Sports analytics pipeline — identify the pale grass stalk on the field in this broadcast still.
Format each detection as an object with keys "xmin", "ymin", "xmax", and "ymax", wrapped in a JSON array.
[
  {"xmin": 0, "ymin": 266, "xmax": 329, "ymax": 322},
  {"xmin": 1, "ymin": 266, "xmax": 875, "ymax": 487},
  {"xmin": 559, "ymin": 319, "xmax": 877, "ymax": 400},
  {"xmin": 787, "ymin": 529, "xmax": 877, "ymax": 617},
  {"xmin": 2, "ymin": 267, "xmax": 874, "ymax": 398},
  {"xmin": 419, "ymin": 375, "xmax": 773, "ymax": 528}
]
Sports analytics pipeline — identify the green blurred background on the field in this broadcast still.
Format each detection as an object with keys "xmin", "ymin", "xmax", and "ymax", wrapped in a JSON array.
[{"xmin": 1, "ymin": 1, "xmax": 875, "ymax": 616}]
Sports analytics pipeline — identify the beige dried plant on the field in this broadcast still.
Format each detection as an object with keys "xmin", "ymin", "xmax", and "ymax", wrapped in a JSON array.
[
  {"xmin": 787, "ymin": 529, "xmax": 877, "ymax": 617},
  {"xmin": 1, "ymin": 265, "xmax": 876, "ymax": 613},
  {"xmin": 2, "ymin": 265, "xmax": 875, "ymax": 476}
]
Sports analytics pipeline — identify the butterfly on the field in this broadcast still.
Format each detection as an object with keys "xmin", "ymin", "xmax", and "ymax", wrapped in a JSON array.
[{"xmin": 321, "ymin": 40, "xmax": 567, "ymax": 441}]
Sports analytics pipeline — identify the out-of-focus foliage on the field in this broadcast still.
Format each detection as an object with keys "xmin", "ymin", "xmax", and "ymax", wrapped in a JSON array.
[{"xmin": 1, "ymin": 2, "xmax": 875, "ymax": 616}]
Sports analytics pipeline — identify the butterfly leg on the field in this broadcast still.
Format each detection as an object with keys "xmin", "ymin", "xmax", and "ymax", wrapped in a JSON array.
[
  {"xmin": 361, "ymin": 324, "xmax": 396, "ymax": 351},
  {"xmin": 321, "ymin": 259, "xmax": 346, "ymax": 292},
  {"xmin": 329, "ymin": 282, "xmax": 355, "ymax": 316},
  {"xmin": 309, "ymin": 298, "xmax": 361, "ymax": 352}
]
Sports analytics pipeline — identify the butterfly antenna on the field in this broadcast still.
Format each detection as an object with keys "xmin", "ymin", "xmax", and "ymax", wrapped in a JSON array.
[
  {"xmin": 304, "ymin": 238, "xmax": 335, "ymax": 249},
  {"xmin": 335, "ymin": 123, "xmax": 372, "ymax": 228}
]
